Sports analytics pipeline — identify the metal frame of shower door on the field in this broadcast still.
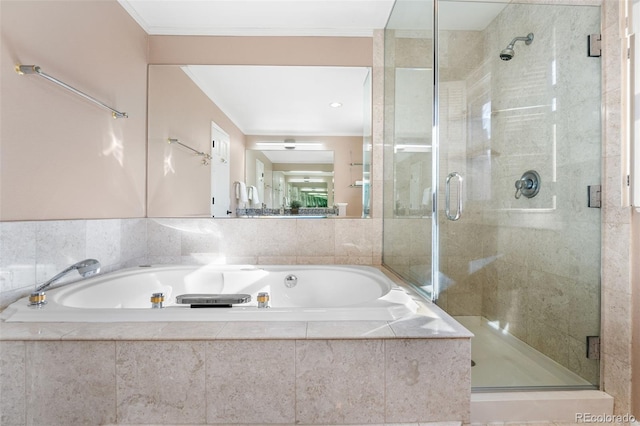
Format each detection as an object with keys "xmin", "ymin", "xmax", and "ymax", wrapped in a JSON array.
[{"xmin": 431, "ymin": 0, "xmax": 441, "ymax": 303}]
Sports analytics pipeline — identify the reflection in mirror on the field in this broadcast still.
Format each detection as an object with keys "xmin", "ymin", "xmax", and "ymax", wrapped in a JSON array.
[
  {"xmin": 246, "ymin": 148, "xmax": 334, "ymax": 209},
  {"xmin": 147, "ymin": 65, "xmax": 372, "ymax": 218},
  {"xmin": 245, "ymin": 135, "xmax": 364, "ymax": 216}
]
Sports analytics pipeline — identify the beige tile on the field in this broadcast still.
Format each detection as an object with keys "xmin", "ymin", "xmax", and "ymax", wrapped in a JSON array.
[
  {"xmin": 306, "ymin": 321, "xmax": 395, "ymax": 338},
  {"xmin": 295, "ymin": 220, "xmax": 335, "ymax": 256},
  {"xmin": 603, "ymin": 88, "xmax": 621, "ymax": 158},
  {"xmin": 1, "ymin": 341, "xmax": 25, "ymax": 425},
  {"xmin": 602, "ymin": 156, "xmax": 630, "ymax": 225},
  {"xmin": 86, "ymin": 219, "xmax": 122, "ymax": 268},
  {"xmin": 296, "ymin": 256, "xmax": 336, "ymax": 265},
  {"xmin": 35, "ymin": 220, "xmax": 87, "ymax": 284},
  {"xmin": 0, "ymin": 322, "xmax": 80, "ymax": 340},
  {"xmin": 258, "ymin": 256, "xmax": 297, "ymax": 265},
  {"xmin": 420, "ymin": 423, "xmax": 462, "ymax": 426},
  {"xmin": 120, "ymin": 218, "xmax": 148, "ymax": 261},
  {"xmin": 217, "ymin": 321, "xmax": 306, "ymax": 339},
  {"xmin": 26, "ymin": 341, "xmax": 116, "ymax": 425},
  {"xmin": 61, "ymin": 322, "xmax": 169, "ymax": 340},
  {"xmin": 385, "ymin": 339, "xmax": 470, "ymax": 423},
  {"xmin": 147, "ymin": 254, "xmax": 181, "ymax": 265},
  {"xmin": 156, "ymin": 321, "xmax": 226, "ymax": 340},
  {"xmin": 180, "ymin": 225, "xmax": 223, "ymax": 255},
  {"xmin": 206, "ymin": 340, "xmax": 295, "ymax": 424},
  {"xmin": 219, "ymin": 256, "xmax": 258, "ymax": 265},
  {"xmin": 256, "ymin": 219, "xmax": 298, "ymax": 256},
  {"xmin": 600, "ymin": 354, "xmax": 631, "ymax": 414},
  {"xmin": 116, "ymin": 341, "xmax": 206, "ymax": 424},
  {"xmin": 296, "ymin": 339, "xmax": 385, "ymax": 424},
  {"xmin": 602, "ymin": 285, "xmax": 632, "ymax": 361},
  {"xmin": 334, "ymin": 255, "xmax": 373, "ymax": 265},
  {"xmin": 218, "ymin": 219, "xmax": 260, "ymax": 257},
  {"xmin": 1, "ymin": 221, "xmax": 37, "ymax": 293},
  {"xmin": 147, "ymin": 218, "xmax": 182, "ymax": 257},
  {"xmin": 334, "ymin": 219, "xmax": 374, "ymax": 257}
]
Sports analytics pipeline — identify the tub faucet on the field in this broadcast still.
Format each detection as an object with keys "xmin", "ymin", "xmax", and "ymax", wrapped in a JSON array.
[{"xmin": 29, "ymin": 259, "xmax": 101, "ymax": 307}]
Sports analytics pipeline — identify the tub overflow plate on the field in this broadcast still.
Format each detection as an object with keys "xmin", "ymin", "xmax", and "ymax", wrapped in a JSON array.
[{"xmin": 284, "ymin": 274, "xmax": 298, "ymax": 288}]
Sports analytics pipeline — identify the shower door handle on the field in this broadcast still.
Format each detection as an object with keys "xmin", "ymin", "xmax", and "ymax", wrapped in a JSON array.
[{"xmin": 445, "ymin": 172, "xmax": 463, "ymax": 221}]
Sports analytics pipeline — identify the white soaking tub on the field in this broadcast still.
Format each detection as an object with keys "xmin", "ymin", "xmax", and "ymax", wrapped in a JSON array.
[{"xmin": 1, "ymin": 265, "xmax": 419, "ymax": 322}]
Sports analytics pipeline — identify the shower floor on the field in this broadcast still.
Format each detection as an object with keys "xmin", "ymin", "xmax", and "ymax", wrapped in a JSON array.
[{"xmin": 455, "ymin": 316, "xmax": 593, "ymax": 389}]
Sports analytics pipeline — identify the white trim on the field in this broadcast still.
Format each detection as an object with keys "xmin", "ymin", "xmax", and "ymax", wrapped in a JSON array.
[{"xmin": 141, "ymin": 26, "xmax": 376, "ymax": 37}]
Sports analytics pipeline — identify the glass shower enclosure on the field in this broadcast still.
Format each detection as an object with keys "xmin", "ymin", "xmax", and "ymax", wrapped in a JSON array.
[{"xmin": 383, "ymin": 0, "xmax": 602, "ymax": 390}]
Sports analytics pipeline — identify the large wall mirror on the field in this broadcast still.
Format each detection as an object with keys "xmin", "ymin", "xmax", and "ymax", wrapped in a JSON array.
[{"xmin": 147, "ymin": 64, "xmax": 372, "ymax": 218}]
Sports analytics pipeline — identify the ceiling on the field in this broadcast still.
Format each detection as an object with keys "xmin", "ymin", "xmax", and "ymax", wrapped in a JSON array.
[{"xmin": 117, "ymin": 0, "xmax": 395, "ymax": 37}]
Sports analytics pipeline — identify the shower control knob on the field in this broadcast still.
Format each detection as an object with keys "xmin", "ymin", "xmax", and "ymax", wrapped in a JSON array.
[{"xmin": 514, "ymin": 170, "xmax": 540, "ymax": 199}]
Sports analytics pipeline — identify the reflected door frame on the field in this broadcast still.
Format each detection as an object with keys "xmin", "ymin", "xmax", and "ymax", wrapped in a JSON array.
[{"xmin": 211, "ymin": 121, "xmax": 231, "ymax": 217}]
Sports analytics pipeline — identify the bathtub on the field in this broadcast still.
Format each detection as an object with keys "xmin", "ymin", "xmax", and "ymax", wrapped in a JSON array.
[{"xmin": 1, "ymin": 265, "xmax": 419, "ymax": 322}]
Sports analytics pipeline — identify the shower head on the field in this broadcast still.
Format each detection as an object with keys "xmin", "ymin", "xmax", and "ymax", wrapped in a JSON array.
[
  {"xmin": 500, "ymin": 33, "xmax": 534, "ymax": 61},
  {"xmin": 499, "ymin": 47, "xmax": 515, "ymax": 61}
]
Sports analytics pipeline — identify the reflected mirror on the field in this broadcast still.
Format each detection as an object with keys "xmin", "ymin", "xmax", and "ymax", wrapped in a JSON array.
[
  {"xmin": 147, "ymin": 64, "xmax": 372, "ymax": 218},
  {"xmin": 245, "ymin": 147, "xmax": 334, "ymax": 209}
]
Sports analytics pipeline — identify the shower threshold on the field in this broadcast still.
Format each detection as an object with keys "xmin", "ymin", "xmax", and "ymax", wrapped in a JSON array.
[{"xmin": 456, "ymin": 316, "xmax": 613, "ymax": 422}]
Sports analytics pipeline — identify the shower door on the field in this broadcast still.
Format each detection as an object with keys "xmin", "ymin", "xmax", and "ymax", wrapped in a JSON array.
[{"xmin": 384, "ymin": 0, "xmax": 602, "ymax": 390}]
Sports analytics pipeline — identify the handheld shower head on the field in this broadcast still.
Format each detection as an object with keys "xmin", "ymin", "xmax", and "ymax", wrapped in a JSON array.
[
  {"xmin": 499, "ymin": 33, "xmax": 534, "ymax": 61},
  {"xmin": 75, "ymin": 259, "xmax": 101, "ymax": 277},
  {"xmin": 34, "ymin": 259, "xmax": 101, "ymax": 292}
]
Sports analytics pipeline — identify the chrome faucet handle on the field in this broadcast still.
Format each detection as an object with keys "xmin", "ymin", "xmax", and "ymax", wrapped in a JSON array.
[
  {"xmin": 514, "ymin": 178, "xmax": 533, "ymax": 199},
  {"xmin": 514, "ymin": 170, "xmax": 540, "ymax": 200}
]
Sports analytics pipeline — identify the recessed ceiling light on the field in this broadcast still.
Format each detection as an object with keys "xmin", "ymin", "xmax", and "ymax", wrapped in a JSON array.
[{"xmin": 329, "ymin": 102, "xmax": 343, "ymax": 108}]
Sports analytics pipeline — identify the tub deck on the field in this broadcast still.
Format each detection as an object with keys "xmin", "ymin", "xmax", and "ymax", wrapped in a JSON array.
[{"xmin": 0, "ymin": 267, "xmax": 473, "ymax": 425}]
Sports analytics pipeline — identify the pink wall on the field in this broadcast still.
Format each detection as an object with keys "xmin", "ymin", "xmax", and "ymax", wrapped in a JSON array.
[
  {"xmin": 149, "ymin": 36, "xmax": 373, "ymax": 67},
  {"xmin": 0, "ymin": 1, "xmax": 148, "ymax": 221},
  {"xmin": 147, "ymin": 66, "xmax": 246, "ymax": 217}
]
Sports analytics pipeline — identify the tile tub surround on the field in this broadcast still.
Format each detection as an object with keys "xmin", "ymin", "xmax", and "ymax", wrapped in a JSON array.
[
  {"xmin": 0, "ymin": 218, "xmax": 148, "ymax": 309},
  {"xmin": 0, "ymin": 217, "xmax": 381, "ymax": 310},
  {"xmin": 0, "ymin": 290, "xmax": 472, "ymax": 425},
  {"xmin": 145, "ymin": 217, "xmax": 382, "ymax": 266}
]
